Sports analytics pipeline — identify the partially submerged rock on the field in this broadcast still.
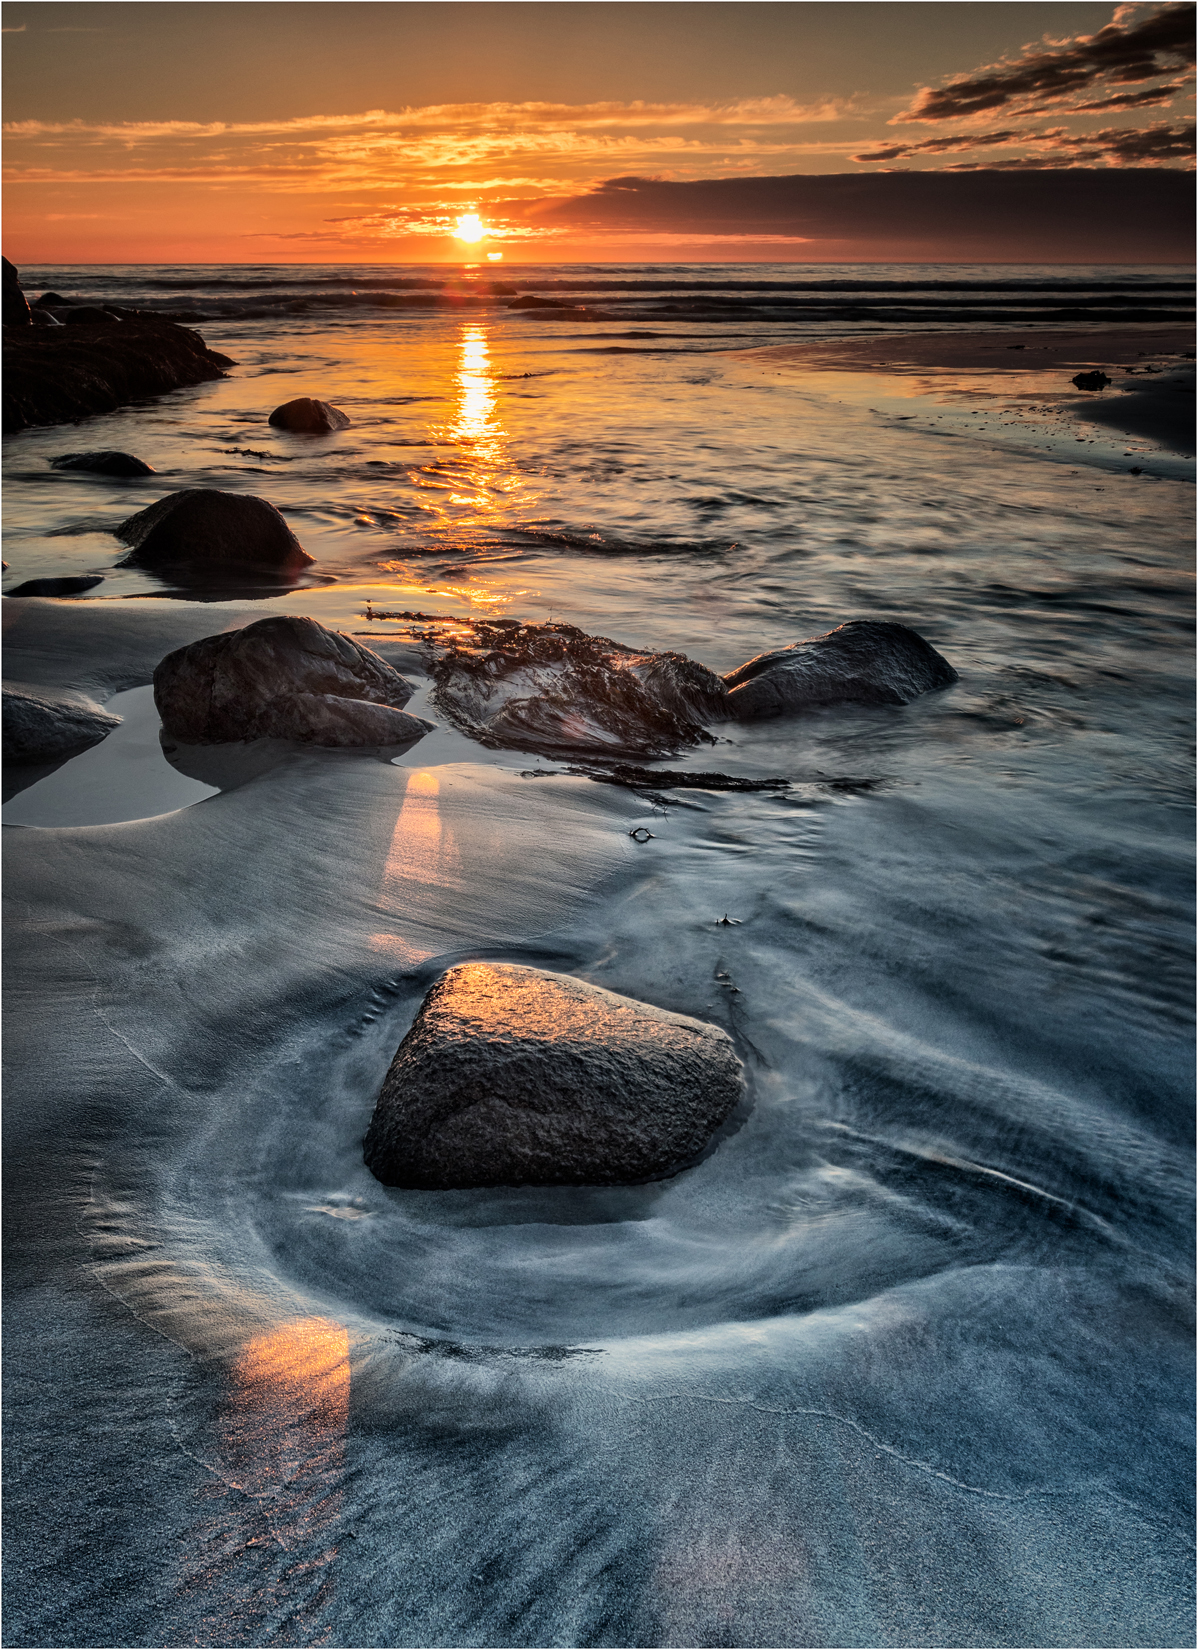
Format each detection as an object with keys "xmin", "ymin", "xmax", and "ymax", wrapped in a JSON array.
[
  {"xmin": 721, "ymin": 620, "xmax": 958, "ymax": 719},
  {"xmin": 430, "ymin": 620, "xmax": 727, "ymax": 758},
  {"xmin": 51, "ymin": 450, "xmax": 155, "ymax": 477},
  {"xmin": 1072, "ymin": 371, "xmax": 1112, "ymax": 391},
  {"xmin": 6, "ymin": 575, "xmax": 105, "ymax": 598},
  {"xmin": 363, "ymin": 962, "xmax": 744, "ymax": 1188},
  {"xmin": 3, "ymin": 681, "xmax": 121, "ymax": 762},
  {"xmin": 153, "ymin": 614, "xmax": 433, "ymax": 747},
  {"xmin": 115, "ymin": 488, "xmax": 313, "ymax": 578},
  {"xmin": 2, "ymin": 317, "xmax": 233, "ymax": 434},
  {"xmin": 429, "ymin": 617, "xmax": 956, "ymax": 756},
  {"xmin": 268, "ymin": 397, "xmax": 351, "ymax": 433}
]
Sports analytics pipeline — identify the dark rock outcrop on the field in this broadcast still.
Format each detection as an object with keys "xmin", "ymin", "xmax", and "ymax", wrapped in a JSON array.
[
  {"xmin": 51, "ymin": 450, "xmax": 155, "ymax": 477},
  {"xmin": 431, "ymin": 620, "xmax": 727, "ymax": 758},
  {"xmin": 6, "ymin": 575, "xmax": 105, "ymax": 598},
  {"xmin": 3, "ymin": 681, "xmax": 121, "ymax": 762},
  {"xmin": 363, "ymin": 962, "xmax": 744, "ymax": 1189},
  {"xmin": 1072, "ymin": 371, "xmax": 1112, "ymax": 391},
  {"xmin": 28, "ymin": 309, "xmax": 63, "ymax": 328},
  {"xmin": 153, "ymin": 614, "xmax": 433, "ymax": 747},
  {"xmin": 268, "ymin": 397, "xmax": 351, "ymax": 433},
  {"xmin": 721, "ymin": 620, "xmax": 958, "ymax": 719},
  {"xmin": 62, "ymin": 306, "xmax": 121, "ymax": 327},
  {"xmin": 115, "ymin": 488, "xmax": 313, "ymax": 578},
  {"xmin": 3, "ymin": 258, "xmax": 31, "ymax": 328},
  {"xmin": 2, "ymin": 318, "xmax": 233, "ymax": 434},
  {"xmin": 33, "ymin": 292, "xmax": 76, "ymax": 308}
]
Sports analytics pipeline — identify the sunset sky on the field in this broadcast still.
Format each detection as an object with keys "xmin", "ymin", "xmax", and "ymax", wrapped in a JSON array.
[{"xmin": 3, "ymin": 0, "xmax": 1194, "ymax": 263}]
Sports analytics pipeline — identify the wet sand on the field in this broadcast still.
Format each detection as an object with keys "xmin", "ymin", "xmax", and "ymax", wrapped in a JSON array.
[
  {"xmin": 736, "ymin": 327, "xmax": 1196, "ymax": 456},
  {"xmin": 732, "ymin": 326, "xmax": 1195, "ymax": 374}
]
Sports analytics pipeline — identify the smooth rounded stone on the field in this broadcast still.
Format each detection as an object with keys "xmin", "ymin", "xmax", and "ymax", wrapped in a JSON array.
[
  {"xmin": 268, "ymin": 397, "xmax": 351, "ymax": 433},
  {"xmin": 51, "ymin": 450, "xmax": 155, "ymax": 477},
  {"xmin": 3, "ymin": 681, "xmax": 121, "ymax": 762},
  {"xmin": 115, "ymin": 488, "xmax": 314, "ymax": 576},
  {"xmin": 6, "ymin": 575, "xmax": 105, "ymax": 598},
  {"xmin": 28, "ymin": 308, "xmax": 62, "ymax": 328},
  {"xmin": 721, "ymin": 619, "xmax": 958, "ymax": 719},
  {"xmin": 363, "ymin": 962, "xmax": 745, "ymax": 1189},
  {"xmin": 153, "ymin": 614, "xmax": 432, "ymax": 747}
]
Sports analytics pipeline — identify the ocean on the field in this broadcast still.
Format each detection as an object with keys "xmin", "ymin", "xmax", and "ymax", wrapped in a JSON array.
[{"xmin": 3, "ymin": 262, "xmax": 1194, "ymax": 1647}]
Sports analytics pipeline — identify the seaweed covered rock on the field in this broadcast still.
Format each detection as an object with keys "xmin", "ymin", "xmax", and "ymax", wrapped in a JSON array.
[
  {"xmin": 721, "ymin": 620, "xmax": 957, "ymax": 719},
  {"xmin": 3, "ymin": 682, "xmax": 121, "ymax": 762},
  {"xmin": 115, "ymin": 488, "xmax": 313, "ymax": 578},
  {"xmin": 268, "ymin": 397, "xmax": 351, "ymax": 433},
  {"xmin": 2, "ymin": 317, "xmax": 232, "ymax": 434},
  {"xmin": 363, "ymin": 963, "xmax": 744, "ymax": 1189},
  {"xmin": 51, "ymin": 450, "xmax": 155, "ymax": 477},
  {"xmin": 153, "ymin": 614, "xmax": 432, "ymax": 747},
  {"xmin": 430, "ymin": 619, "xmax": 727, "ymax": 758}
]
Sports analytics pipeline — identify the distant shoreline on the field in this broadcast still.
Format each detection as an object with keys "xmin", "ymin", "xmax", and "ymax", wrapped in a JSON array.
[
  {"xmin": 733, "ymin": 327, "xmax": 1196, "ymax": 456},
  {"xmin": 730, "ymin": 326, "xmax": 1195, "ymax": 373}
]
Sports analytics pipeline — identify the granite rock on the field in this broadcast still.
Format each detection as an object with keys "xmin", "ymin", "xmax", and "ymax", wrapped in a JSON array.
[
  {"xmin": 363, "ymin": 962, "xmax": 744, "ymax": 1188},
  {"xmin": 722, "ymin": 619, "xmax": 958, "ymax": 719},
  {"xmin": 153, "ymin": 614, "xmax": 432, "ymax": 747},
  {"xmin": 3, "ymin": 681, "xmax": 121, "ymax": 762}
]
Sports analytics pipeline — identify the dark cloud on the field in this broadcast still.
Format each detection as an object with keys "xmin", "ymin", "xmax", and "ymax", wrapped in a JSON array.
[
  {"xmin": 527, "ymin": 168, "xmax": 1194, "ymax": 260},
  {"xmin": 945, "ymin": 120, "xmax": 1195, "ymax": 166},
  {"xmin": 896, "ymin": 2, "xmax": 1195, "ymax": 122},
  {"xmin": 856, "ymin": 119, "xmax": 1194, "ymax": 166},
  {"xmin": 1071, "ymin": 77, "xmax": 1192, "ymax": 109}
]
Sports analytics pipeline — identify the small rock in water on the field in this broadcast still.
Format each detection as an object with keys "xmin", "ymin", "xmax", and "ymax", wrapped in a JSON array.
[
  {"xmin": 1071, "ymin": 371, "xmax": 1112, "ymax": 391},
  {"xmin": 153, "ymin": 614, "xmax": 433, "ymax": 747},
  {"xmin": 115, "ymin": 487, "xmax": 314, "ymax": 577},
  {"xmin": 3, "ymin": 682, "xmax": 121, "ymax": 761},
  {"xmin": 721, "ymin": 619, "xmax": 957, "ymax": 719},
  {"xmin": 51, "ymin": 450, "xmax": 155, "ymax": 477},
  {"xmin": 268, "ymin": 397, "xmax": 351, "ymax": 433},
  {"xmin": 6, "ymin": 575, "xmax": 105, "ymax": 598},
  {"xmin": 363, "ymin": 963, "xmax": 744, "ymax": 1188}
]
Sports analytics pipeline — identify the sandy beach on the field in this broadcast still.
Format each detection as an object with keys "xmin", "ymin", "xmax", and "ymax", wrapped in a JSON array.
[{"xmin": 4, "ymin": 264, "xmax": 1194, "ymax": 1647}]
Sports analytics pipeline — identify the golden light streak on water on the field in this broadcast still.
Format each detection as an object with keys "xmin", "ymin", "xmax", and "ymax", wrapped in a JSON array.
[
  {"xmin": 381, "ymin": 768, "xmax": 463, "ymax": 897},
  {"xmin": 176, "ymin": 1317, "xmax": 351, "ymax": 1642}
]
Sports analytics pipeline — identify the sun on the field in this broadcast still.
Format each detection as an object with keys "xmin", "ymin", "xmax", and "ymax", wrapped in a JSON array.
[{"xmin": 455, "ymin": 214, "xmax": 485, "ymax": 244}]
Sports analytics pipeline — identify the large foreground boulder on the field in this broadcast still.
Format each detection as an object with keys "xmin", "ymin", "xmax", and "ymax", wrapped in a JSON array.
[
  {"xmin": 268, "ymin": 397, "xmax": 350, "ymax": 433},
  {"xmin": 3, "ymin": 682, "xmax": 121, "ymax": 762},
  {"xmin": 363, "ymin": 962, "xmax": 744, "ymax": 1189},
  {"xmin": 153, "ymin": 614, "xmax": 433, "ymax": 747},
  {"xmin": 115, "ymin": 488, "xmax": 313, "ymax": 577},
  {"xmin": 721, "ymin": 620, "xmax": 958, "ymax": 719},
  {"xmin": 2, "ymin": 317, "xmax": 232, "ymax": 434}
]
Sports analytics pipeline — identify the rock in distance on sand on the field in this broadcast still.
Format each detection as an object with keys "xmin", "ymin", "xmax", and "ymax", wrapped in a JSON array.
[
  {"xmin": 363, "ymin": 962, "xmax": 745, "ymax": 1189},
  {"xmin": 268, "ymin": 397, "xmax": 351, "ymax": 433}
]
